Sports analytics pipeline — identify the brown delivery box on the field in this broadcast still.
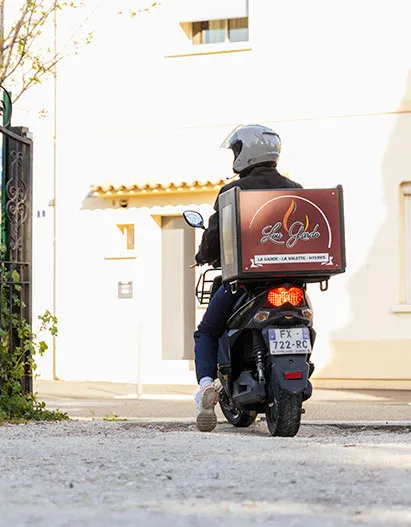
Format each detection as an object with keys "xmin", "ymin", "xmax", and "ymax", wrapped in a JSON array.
[{"xmin": 218, "ymin": 186, "xmax": 346, "ymax": 283}]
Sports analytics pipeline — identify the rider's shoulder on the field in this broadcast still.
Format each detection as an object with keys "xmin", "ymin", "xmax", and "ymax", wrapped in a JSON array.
[{"xmin": 220, "ymin": 178, "xmax": 241, "ymax": 194}]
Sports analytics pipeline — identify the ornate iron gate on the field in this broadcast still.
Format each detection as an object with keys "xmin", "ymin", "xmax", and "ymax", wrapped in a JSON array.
[{"xmin": 0, "ymin": 87, "xmax": 33, "ymax": 395}]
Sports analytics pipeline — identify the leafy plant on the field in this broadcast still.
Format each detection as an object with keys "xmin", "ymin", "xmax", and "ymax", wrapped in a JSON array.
[
  {"xmin": 103, "ymin": 413, "xmax": 128, "ymax": 422},
  {"xmin": 0, "ymin": 262, "xmax": 68, "ymax": 422}
]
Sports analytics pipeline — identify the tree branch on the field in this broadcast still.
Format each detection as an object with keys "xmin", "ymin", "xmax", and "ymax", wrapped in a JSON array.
[
  {"xmin": 12, "ymin": 53, "xmax": 65, "ymax": 103},
  {"xmin": 1, "ymin": 4, "xmax": 56, "ymax": 86},
  {"xmin": 1, "ymin": 0, "xmax": 160, "ymax": 103},
  {"xmin": 0, "ymin": 1, "xmax": 85, "ymax": 101}
]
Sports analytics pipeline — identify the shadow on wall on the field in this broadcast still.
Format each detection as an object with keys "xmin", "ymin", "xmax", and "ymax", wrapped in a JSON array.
[
  {"xmin": 80, "ymin": 193, "xmax": 220, "ymax": 212},
  {"xmin": 322, "ymin": 70, "xmax": 411, "ymax": 381}
]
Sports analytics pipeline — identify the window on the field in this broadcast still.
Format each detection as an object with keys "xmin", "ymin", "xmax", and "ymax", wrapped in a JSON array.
[
  {"xmin": 117, "ymin": 224, "xmax": 135, "ymax": 250},
  {"xmin": 191, "ymin": 17, "xmax": 249, "ymax": 45},
  {"xmin": 104, "ymin": 224, "xmax": 136, "ymax": 260},
  {"xmin": 228, "ymin": 18, "xmax": 249, "ymax": 43}
]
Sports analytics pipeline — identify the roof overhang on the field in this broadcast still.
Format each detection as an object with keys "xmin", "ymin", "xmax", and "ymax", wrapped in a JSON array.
[{"xmin": 90, "ymin": 179, "xmax": 227, "ymax": 197}]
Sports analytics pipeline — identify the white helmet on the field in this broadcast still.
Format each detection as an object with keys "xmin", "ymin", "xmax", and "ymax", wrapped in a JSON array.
[{"xmin": 221, "ymin": 124, "xmax": 281, "ymax": 174}]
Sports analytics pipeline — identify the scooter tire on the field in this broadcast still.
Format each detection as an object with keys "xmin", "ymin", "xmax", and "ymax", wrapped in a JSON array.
[
  {"xmin": 265, "ymin": 389, "xmax": 303, "ymax": 437},
  {"xmin": 219, "ymin": 392, "xmax": 257, "ymax": 428}
]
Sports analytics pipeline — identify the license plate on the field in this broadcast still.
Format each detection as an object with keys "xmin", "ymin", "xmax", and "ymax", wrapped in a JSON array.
[{"xmin": 268, "ymin": 327, "xmax": 312, "ymax": 355}]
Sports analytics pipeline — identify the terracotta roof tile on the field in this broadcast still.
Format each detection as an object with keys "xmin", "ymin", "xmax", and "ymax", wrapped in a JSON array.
[{"xmin": 90, "ymin": 178, "xmax": 228, "ymax": 197}]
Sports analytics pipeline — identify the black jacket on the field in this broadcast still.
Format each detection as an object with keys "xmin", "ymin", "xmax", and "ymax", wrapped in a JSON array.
[{"xmin": 195, "ymin": 166, "xmax": 303, "ymax": 265}]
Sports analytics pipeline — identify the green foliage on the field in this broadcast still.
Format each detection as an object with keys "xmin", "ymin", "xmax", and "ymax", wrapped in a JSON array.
[
  {"xmin": 0, "ymin": 0, "xmax": 160, "ymax": 104},
  {"xmin": 0, "ymin": 264, "xmax": 68, "ymax": 423},
  {"xmin": 103, "ymin": 413, "xmax": 128, "ymax": 422},
  {"xmin": 0, "ymin": 1, "xmax": 93, "ymax": 103}
]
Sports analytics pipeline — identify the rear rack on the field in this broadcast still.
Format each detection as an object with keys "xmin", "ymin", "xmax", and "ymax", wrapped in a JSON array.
[{"xmin": 196, "ymin": 268, "xmax": 222, "ymax": 305}]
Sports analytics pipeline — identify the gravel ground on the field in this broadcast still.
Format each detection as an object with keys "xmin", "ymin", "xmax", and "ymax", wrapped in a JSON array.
[{"xmin": 1, "ymin": 420, "xmax": 411, "ymax": 527}]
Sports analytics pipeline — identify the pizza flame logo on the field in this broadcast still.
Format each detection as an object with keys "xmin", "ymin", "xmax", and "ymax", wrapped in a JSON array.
[
  {"xmin": 283, "ymin": 199, "xmax": 309, "ymax": 233},
  {"xmin": 259, "ymin": 199, "xmax": 320, "ymax": 248}
]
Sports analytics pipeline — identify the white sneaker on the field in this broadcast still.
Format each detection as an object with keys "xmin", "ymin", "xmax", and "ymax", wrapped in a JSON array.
[{"xmin": 196, "ymin": 382, "xmax": 218, "ymax": 432}]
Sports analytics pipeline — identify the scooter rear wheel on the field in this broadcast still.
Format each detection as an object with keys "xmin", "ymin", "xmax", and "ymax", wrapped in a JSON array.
[
  {"xmin": 265, "ymin": 389, "xmax": 303, "ymax": 437},
  {"xmin": 219, "ymin": 391, "xmax": 257, "ymax": 428}
]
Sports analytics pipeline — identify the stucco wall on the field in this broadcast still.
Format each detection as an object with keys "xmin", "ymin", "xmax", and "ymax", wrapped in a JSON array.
[{"xmin": 7, "ymin": 0, "xmax": 411, "ymax": 385}]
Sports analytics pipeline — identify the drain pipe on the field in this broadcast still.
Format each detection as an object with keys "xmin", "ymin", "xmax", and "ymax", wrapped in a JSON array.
[{"xmin": 52, "ymin": 1, "xmax": 58, "ymax": 380}]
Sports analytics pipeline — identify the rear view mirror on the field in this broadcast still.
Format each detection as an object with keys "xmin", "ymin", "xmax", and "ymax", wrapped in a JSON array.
[{"xmin": 183, "ymin": 210, "xmax": 205, "ymax": 230}]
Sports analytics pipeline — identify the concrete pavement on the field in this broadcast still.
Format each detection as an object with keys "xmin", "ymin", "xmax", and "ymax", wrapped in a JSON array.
[
  {"xmin": 1, "ymin": 420, "xmax": 411, "ymax": 527},
  {"xmin": 36, "ymin": 380, "xmax": 411, "ymax": 423},
  {"xmin": 2, "ymin": 381, "xmax": 410, "ymax": 526}
]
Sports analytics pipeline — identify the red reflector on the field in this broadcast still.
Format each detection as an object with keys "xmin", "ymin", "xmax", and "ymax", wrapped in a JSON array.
[
  {"xmin": 284, "ymin": 371, "xmax": 303, "ymax": 380},
  {"xmin": 265, "ymin": 287, "xmax": 304, "ymax": 308}
]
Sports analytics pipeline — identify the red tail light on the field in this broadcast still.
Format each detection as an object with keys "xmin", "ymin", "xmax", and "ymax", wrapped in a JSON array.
[
  {"xmin": 265, "ymin": 286, "xmax": 304, "ymax": 308},
  {"xmin": 284, "ymin": 371, "xmax": 303, "ymax": 380}
]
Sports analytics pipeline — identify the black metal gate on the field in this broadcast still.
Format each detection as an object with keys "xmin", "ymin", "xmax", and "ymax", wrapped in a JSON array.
[{"xmin": 0, "ymin": 88, "xmax": 33, "ymax": 395}]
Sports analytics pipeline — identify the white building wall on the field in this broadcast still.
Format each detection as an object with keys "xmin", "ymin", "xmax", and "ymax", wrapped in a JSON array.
[{"xmin": 6, "ymin": 0, "xmax": 411, "ymax": 385}]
